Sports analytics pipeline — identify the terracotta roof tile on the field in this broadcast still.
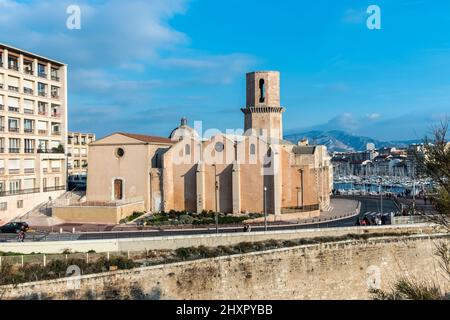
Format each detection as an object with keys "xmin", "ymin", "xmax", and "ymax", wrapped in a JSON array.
[{"xmin": 118, "ymin": 132, "xmax": 174, "ymax": 144}]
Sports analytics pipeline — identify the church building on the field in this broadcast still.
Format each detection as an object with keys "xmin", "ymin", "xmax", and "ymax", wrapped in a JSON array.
[{"xmin": 54, "ymin": 71, "xmax": 333, "ymax": 224}]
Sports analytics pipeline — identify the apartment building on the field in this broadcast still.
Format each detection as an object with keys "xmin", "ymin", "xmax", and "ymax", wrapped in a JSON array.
[
  {"xmin": 67, "ymin": 132, "xmax": 95, "ymax": 175},
  {"xmin": 0, "ymin": 43, "xmax": 68, "ymax": 222}
]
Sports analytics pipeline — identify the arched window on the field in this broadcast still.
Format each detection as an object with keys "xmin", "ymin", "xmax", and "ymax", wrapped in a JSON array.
[
  {"xmin": 185, "ymin": 144, "xmax": 191, "ymax": 155},
  {"xmin": 259, "ymin": 79, "xmax": 265, "ymax": 103},
  {"xmin": 250, "ymin": 144, "xmax": 256, "ymax": 155}
]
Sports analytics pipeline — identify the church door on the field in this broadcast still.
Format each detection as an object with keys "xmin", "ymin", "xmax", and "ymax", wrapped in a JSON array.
[{"xmin": 114, "ymin": 179, "xmax": 123, "ymax": 200}]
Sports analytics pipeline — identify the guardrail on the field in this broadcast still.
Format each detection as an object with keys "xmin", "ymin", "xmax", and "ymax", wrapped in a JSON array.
[
  {"xmin": 392, "ymin": 215, "xmax": 442, "ymax": 225},
  {"xmin": 0, "ymin": 250, "xmax": 140, "ymax": 269}
]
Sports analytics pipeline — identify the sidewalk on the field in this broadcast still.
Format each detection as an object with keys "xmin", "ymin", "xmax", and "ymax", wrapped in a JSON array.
[{"xmin": 246, "ymin": 198, "xmax": 360, "ymax": 224}]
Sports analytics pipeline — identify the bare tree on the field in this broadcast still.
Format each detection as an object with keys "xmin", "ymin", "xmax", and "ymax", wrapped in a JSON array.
[{"xmin": 373, "ymin": 120, "xmax": 450, "ymax": 300}]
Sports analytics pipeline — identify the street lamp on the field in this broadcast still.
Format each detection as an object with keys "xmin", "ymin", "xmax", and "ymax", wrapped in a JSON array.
[
  {"xmin": 213, "ymin": 164, "xmax": 219, "ymax": 234},
  {"xmin": 264, "ymin": 186, "xmax": 268, "ymax": 231},
  {"xmin": 379, "ymin": 177, "xmax": 383, "ymax": 220}
]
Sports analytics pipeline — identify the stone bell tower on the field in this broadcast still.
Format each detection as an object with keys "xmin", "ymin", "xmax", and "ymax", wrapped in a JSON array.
[{"xmin": 241, "ymin": 71, "xmax": 285, "ymax": 140}]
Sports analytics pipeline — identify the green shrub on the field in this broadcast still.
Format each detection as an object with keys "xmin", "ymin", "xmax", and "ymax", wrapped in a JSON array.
[{"xmin": 178, "ymin": 215, "xmax": 194, "ymax": 224}]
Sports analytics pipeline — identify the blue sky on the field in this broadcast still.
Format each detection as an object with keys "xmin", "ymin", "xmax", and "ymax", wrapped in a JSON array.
[{"xmin": 1, "ymin": 0, "xmax": 450, "ymax": 141}]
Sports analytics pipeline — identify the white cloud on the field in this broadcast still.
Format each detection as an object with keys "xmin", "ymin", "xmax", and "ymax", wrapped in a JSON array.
[
  {"xmin": 0, "ymin": 0, "xmax": 188, "ymax": 68},
  {"xmin": 0, "ymin": 0, "xmax": 259, "ymax": 136},
  {"xmin": 365, "ymin": 113, "xmax": 381, "ymax": 120}
]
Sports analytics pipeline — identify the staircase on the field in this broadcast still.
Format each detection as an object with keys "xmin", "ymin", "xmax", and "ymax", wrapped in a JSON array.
[{"xmin": 16, "ymin": 189, "xmax": 86, "ymax": 226}]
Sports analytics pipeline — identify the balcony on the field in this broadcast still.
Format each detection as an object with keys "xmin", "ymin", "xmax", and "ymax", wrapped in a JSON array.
[
  {"xmin": 0, "ymin": 188, "xmax": 40, "ymax": 197},
  {"xmin": 8, "ymin": 127, "xmax": 19, "ymax": 132},
  {"xmin": 52, "ymin": 130, "xmax": 61, "ymax": 136},
  {"xmin": 43, "ymin": 186, "xmax": 66, "ymax": 192},
  {"xmin": 51, "ymin": 93, "xmax": 60, "ymax": 99},
  {"xmin": 24, "ymin": 148, "xmax": 35, "ymax": 153},
  {"xmin": 0, "ymin": 83, "xmax": 3, "ymax": 89},
  {"xmin": 9, "ymin": 64, "xmax": 19, "ymax": 71},
  {"xmin": 38, "ymin": 130, "xmax": 47, "ymax": 135},
  {"xmin": 51, "ymin": 168, "xmax": 61, "ymax": 173},
  {"xmin": 8, "ymin": 86, "xmax": 19, "ymax": 92},
  {"xmin": 51, "ymin": 75, "xmax": 60, "ymax": 81},
  {"xmin": 38, "ymin": 91, "xmax": 47, "ymax": 97},
  {"xmin": 51, "ymin": 112, "xmax": 60, "ymax": 118},
  {"xmin": 0, "ymin": 148, "xmax": 4, "ymax": 153},
  {"xmin": 38, "ymin": 72, "xmax": 47, "ymax": 79},
  {"xmin": 24, "ymin": 168, "xmax": 35, "ymax": 174},
  {"xmin": 24, "ymin": 128, "xmax": 34, "ymax": 133},
  {"xmin": 0, "ymin": 126, "xmax": 4, "ymax": 132},
  {"xmin": 8, "ymin": 169, "xmax": 20, "ymax": 174},
  {"xmin": 8, "ymin": 106, "xmax": 19, "ymax": 112},
  {"xmin": 24, "ymin": 109, "xmax": 34, "ymax": 115},
  {"xmin": 24, "ymin": 68, "xmax": 34, "ymax": 75},
  {"xmin": 37, "ymin": 148, "xmax": 64, "ymax": 154},
  {"xmin": 9, "ymin": 148, "xmax": 20, "ymax": 153},
  {"xmin": 38, "ymin": 110, "xmax": 47, "ymax": 116},
  {"xmin": 0, "ymin": 104, "xmax": 3, "ymax": 110},
  {"xmin": 23, "ymin": 87, "xmax": 34, "ymax": 95}
]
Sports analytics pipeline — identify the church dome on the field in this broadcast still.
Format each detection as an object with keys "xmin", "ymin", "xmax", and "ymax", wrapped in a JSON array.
[{"xmin": 169, "ymin": 117, "xmax": 199, "ymax": 141}]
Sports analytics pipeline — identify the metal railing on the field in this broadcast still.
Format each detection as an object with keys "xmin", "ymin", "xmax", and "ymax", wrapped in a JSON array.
[
  {"xmin": 8, "ymin": 86, "xmax": 19, "ymax": 92},
  {"xmin": 23, "ymin": 87, "xmax": 33, "ymax": 95},
  {"xmin": 8, "ymin": 106, "xmax": 19, "ymax": 112},
  {"xmin": 391, "ymin": 215, "xmax": 441, "ymax": 225},
  {"xmin": 54, "ymin": 197, "xmax": 144, "ymax": 208},
  {"xmin": 37, "ymin": 148, "xmax": 64, "ymax": 154},
  {"xmin": 281, "ymin": 204, "xmax": 320, "ymax": 214},
  {"xmin": 0, "ymin": 188, "xmax": 39, "ymax": 197},
  {"xmin": 43, "ymin": 185, "xmax": 66, "ymax": 192}
]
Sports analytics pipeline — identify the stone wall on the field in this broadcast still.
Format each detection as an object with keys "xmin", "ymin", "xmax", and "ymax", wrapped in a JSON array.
[
  {"xmin": 0, "ymin": 224, "xmax": 434, "ymax": 254},
  {"xmin": 53, "ymin": 201, "xmax": 144, "ymax": 224},
  {"xmin": 2, "ymin": 234, "xmax": 449, "ymax": 300}
]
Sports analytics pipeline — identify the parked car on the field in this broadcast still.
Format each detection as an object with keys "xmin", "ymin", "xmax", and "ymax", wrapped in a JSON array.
[{"xmin": 0, "ymin": 222, "xmax": 29, "ymax": 234}]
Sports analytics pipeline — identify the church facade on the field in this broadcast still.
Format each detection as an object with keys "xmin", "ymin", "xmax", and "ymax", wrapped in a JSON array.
[{"xmin": 55, "ymin": 71, "xmax": 333, "ymax": 223}]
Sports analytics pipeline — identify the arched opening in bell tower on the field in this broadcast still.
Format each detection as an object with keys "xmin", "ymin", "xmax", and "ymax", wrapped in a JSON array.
[{"xmin": 259, "ymin": 78, "xmax": 266, "ymax": 103}]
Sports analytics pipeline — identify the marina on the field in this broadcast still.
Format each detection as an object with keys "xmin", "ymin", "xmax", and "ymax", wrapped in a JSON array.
[{"xmin": 333, "ymin": 176, "xmax": 435, "ymax": 196}]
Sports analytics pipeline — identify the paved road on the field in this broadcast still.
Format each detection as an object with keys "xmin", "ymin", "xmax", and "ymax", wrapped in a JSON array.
[{"xmin": 0, "ymin": 196, "xmax": 399, "ymax": 243}]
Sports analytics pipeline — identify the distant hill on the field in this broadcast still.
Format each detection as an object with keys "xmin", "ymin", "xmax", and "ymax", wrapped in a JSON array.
[{"xmin": 284, "ymin": 130, "xmax": 420, "ymax": 152}]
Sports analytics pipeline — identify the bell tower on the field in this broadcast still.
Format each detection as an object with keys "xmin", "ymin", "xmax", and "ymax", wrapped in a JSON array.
[{"xmin": 241, "ymin": 71, "xmax": 285, "ymax": 140}]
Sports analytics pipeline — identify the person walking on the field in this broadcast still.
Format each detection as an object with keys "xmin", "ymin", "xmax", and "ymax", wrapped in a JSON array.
[{"xmin": 17, "ymin": 227, "xmax": 25, "ymax": 242}]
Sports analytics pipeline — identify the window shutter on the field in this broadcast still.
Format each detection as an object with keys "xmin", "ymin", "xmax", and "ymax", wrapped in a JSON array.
[{"xmin": 8, "ymin": 159, "xmax": 20, "ymax": 170}]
